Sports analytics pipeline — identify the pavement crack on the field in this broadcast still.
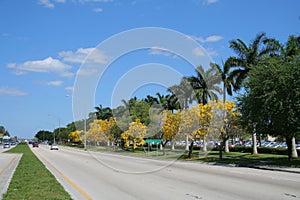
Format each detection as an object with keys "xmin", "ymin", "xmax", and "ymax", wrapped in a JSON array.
[
  {"xmin": 285, "ymin": 193, "xmax": 300, "ymax": 198},
  {"xmin": 186, "ymin": 193, "xmax": 203, "ymax": 199}
]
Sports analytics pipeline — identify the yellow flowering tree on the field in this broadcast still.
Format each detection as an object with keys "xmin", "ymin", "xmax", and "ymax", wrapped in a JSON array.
[
  {"xmin": 99, "ymin": 117, "xmax": 117, "ymax": 146},
  {"xmin": 85, "ymin": 118, "xmax": 119, "ymax": 147},
  {"xmin": 121, "ymin": 119, "xmax": 146, "ymax": 152},
  {"xmin": 183, "ymin": 103, "xmax": 212, "ymax": 158},
  {"xmin": 208, "ymin": 100, "xmax": 241, "ymax": 156},
  {"xmin": 161, "ymin": 110, "xmax": 181, "ymax": 152},
  {"xmin": 69, "ymin": 130, "xmax": 83, "ymax": 143}
]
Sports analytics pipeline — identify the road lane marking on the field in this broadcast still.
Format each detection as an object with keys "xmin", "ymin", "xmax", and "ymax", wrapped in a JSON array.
[
  {"xmin": 0, "ymin": 155, "xmax": 18, "ymax": 176},
  {"xmin": 37, "ymin": 153, "xmax": 92, "ymax": 200}
]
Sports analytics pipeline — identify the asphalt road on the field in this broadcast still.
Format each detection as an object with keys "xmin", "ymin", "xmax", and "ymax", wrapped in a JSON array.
[
  {"xmin": 0, "ymin": 146, "xmax": 22, "ymax": 199},
  {"xmin": 32, "ymin": 145, "xmax": 300, "ymax": 200}
]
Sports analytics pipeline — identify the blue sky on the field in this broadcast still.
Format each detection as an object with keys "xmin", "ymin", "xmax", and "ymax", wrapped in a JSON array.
[{"xmin": 0, "ymin": 0, "xmax": 299, "ymax": 139}]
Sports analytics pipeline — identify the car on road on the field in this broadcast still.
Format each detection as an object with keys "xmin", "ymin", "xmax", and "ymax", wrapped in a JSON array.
[
  {"xmin": 32, "ymin": 142, "xmax": 39, "ymax": 148},
  {"xmin": 50, "ymin": 144, "xmax": 59, "ymax": 150},
  {"xmin": 3, "ymin": 143, "xmax": 10, "ymax": 148}
]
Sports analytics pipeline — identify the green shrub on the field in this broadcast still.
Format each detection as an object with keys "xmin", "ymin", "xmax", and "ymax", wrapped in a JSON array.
[{"xmin": 227, "ymin": 146, "xmax": 300, "ymax": 155}]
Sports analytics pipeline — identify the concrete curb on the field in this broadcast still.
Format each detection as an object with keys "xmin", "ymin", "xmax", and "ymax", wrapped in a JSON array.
[{"xmin": 246, "ymin": 165, "xmax": 300, "ymax": 174}]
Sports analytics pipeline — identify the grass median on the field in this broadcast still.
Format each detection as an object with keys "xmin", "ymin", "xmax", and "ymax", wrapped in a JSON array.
[{"xmin": 3, "ymin": 143, "xmax": 72, "ymax": 200}]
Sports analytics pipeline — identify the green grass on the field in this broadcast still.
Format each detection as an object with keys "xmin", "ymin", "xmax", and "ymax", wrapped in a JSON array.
[{"xmin": 3, "ymin": 144, "xmax": 72, "ymax": 200}]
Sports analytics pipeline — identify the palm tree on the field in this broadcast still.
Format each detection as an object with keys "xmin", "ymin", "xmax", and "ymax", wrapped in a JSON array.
[
  {"xmin": 227, "ymin": 32, "xmax": 274, "ymax": 91},
  {"xmin": 189, "ymin": 65, "xmax": 222, "ymax": 105},
  {"xmin": 155, "ymin": 92, "xmax": 169, "ymax": 111},
  {"xmin": 94, "ymin": 104, "xmax": 113, "ymax": 120},
  {"xmin": 155, "ymin": 92, "xmax": 179, "ymax": 112},
  {"xmin": 144, "ymin": 95, "xmax": 159, "ymax": 106},
  {"xmin": 166, "ymin": 94, "xmax": 180, "ymax": 112},
  {"xmin": 264, "ymin": 35, "xmax": 300, "ymax": 61},
  {"xmin": 168, "ymin": 77, "xmax": 194, "ymax": 109},
  {"xmin": 187, "ymin": 65, "xmax": 222, "ymax": 157},
  {"xmin": 212, "ymin": 61, "xmax": 234, "ymax": 155},
  {"xmin": 168, "ymin": 77, "xmax": 196, "ymax": 151},
  {"xmin": 212, "ymin": 61, "xmax": 233, "ymax": 103}
]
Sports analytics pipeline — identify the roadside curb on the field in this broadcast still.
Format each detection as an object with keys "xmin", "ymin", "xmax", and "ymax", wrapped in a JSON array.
[
  {"xmin": 246, "ymin": 165, "xmax": 300, "ymax": 174},
  {"xmin": 201, "ymin": 162, "xmax": 300, "ymax": 174}
]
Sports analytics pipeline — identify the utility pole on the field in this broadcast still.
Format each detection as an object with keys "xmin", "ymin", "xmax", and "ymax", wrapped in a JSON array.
[
  {"xmin": 48, "ymin": 114, "xmax": 60, "ymax": 144},
  {"xmin": 84, "ymin": 115, "xmax": 87, "ymax": 151}
]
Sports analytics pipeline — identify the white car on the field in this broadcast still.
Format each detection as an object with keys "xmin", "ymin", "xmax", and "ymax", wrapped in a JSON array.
[
  {"xmin": 50, "ymin": 144, "xmax": 59, "ymax": 150},
  {"xmin": 3, "ymin": 143, "xmax": 10, "ymax": 148}
]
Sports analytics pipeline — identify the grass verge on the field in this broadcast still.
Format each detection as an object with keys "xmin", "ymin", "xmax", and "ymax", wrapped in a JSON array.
[{"xmin": 3, "ymin": 143, "xmax": 72, "ymax": 200}]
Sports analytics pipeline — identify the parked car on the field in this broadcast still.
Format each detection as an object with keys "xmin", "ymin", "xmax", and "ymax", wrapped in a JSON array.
[
  {"xmin": 3, "ymin": 143, "xmax": 10, "ymax": 148},
  {"xmin": 32, "ymin": 142, "xmax": 39, "ymax": 148},
  {"xmin": 50, "ymin": 144, "xmax": 59, "ymax": 150}
]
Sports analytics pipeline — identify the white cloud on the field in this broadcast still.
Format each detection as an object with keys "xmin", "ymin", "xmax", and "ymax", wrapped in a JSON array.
[
  {"xmin": 190, "ymin": 35, "xmax": 223, "ymax": 43},
  {"xmin": 93, "ymin": 7, "xmax": 103, "ymax": 12},
  {"xmin": 193, "ymin": 47, "xmax": 205, "ymax": 57},
  {"xmin": 0, "ymin": 86, "xmax": 28, "ymax": 96},
  {"xmin": 59, "ymin": 47, "xmax": 108, "ymax": 64},
  {"xmin": 78, "ymin": 0, "xmax": 113, "ymax": 3},
  {"xmin": 203, "ymin": 0, "xmax": 218, "ymax": 5},
  {"xmin": 8, "ymin": 57, "xmax": 73, "ymax": 78},
  {"xmin": 193, "ymin": 47, "xmax": 219, "ymax": 57},
  {"xmin": 38, "ymin": 0, "xmax": 55, "ymax": 8},
  {"xmin": 38, "ymin": 0, "xmax": 109, "ymax": 9},
  {"xmin": 205, "ymin": 35, "xmax": 223, "ymax": 42},
  {"xmin": 65, "ymin": 86, "xmax": 73, "ymax": 92},
  {"xmin": 149, "ymin": 46, "xmax": 177, "ymax": 58},
  {"xmin": 47, "ymin": 80, "xmax": 64, "ymax": 86}
]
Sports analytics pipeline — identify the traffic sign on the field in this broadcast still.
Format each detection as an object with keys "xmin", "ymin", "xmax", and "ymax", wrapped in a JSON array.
[{"xmin": 145, "ymin": 139, "xmax": 161, "ymax": 144}]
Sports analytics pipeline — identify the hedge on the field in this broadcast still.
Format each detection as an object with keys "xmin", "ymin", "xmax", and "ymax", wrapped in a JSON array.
[{"xmin": 227, "ymin": 146, "xmax": 300, "ymax": 155}]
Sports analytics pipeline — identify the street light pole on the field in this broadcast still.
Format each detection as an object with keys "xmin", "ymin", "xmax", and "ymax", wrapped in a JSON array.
[
  {"xmin": 48, "ymin": 114, "xmax": 60, "ymax": 144},
  {"xmin": 84, "ymin": 115, "xmax": 87, "ymax": 151}
]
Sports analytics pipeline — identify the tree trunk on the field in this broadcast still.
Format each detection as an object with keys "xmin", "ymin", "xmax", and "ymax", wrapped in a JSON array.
[
  {"xmin": 161, "ymin": 142, "xmax": 166, "ymax": 156},
  {"xmin": 287, "ymin": 136, "xmax": 293, "ymax": 161},
  {"xmin": 107, "ymin": 140, "xmax": 110, "ymax": 147},
  {"xmin": 171, "ymin": 140, "xmax": 175, "ymax": 150},
  {"xmin": 252, "ymin": 132, "xmax": 258, "ymax": 155},
  {"xmin": 219, "ymin": 141, "xmax": 223, "ymax": 159},
  {"xmin": 188, "ymin": 141, "xmax": 194, "ymax": 158},
  {"xmin": 133, "ymin": 140, "xmax": 136, "ymax": 152},
  {"xmin": 292, "ymin": 137, "xmax": 298, "ymax": 159},
  {"xmin": 202, "ymin": 136, "xmax": 207, "ymax": 152},
  {"xmin": 185, "ymin": 135, "xmax": 189, "ymax": 151},
  {"xmin": 224, "ymin": 139, "xmax": 229, "ymax": 153}
]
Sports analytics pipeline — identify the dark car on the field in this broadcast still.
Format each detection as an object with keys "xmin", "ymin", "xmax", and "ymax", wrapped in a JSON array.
[{"xmin": 32, "ymin": 142, "xmax": 39, "ymax": 148}]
